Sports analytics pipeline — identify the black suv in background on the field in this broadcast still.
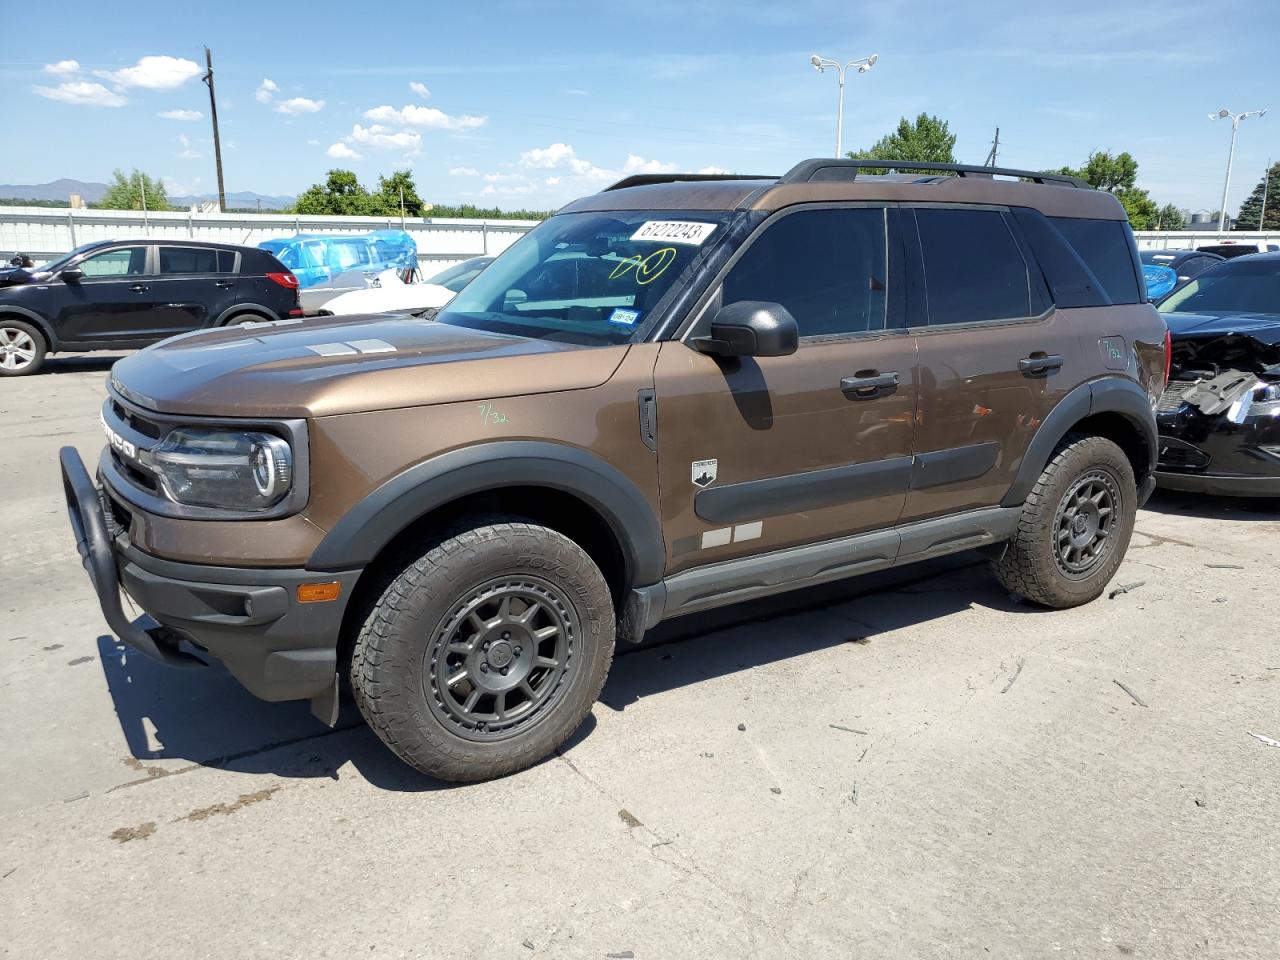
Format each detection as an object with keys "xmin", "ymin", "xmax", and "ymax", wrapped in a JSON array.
[{"xmin": 0, "ymin": 239, "xmax": 301, "ymax": 376}]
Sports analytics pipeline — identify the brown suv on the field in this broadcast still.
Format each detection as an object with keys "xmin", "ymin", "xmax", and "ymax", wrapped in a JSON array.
[{"xmin": 61, "ymin": 160, "xmax": 1168, "ymax": 781}]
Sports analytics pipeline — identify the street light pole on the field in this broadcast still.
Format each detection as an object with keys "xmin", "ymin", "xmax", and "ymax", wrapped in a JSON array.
[
  {"xmin": 1210, "ymin": 107, "xmax": 1267, "ymax": 234},
  {"xmin": 810, "ymin": 53, "xmax": 878, "ymax": 157},
  {"xmin": 202, "ymin": 46, "xmax": 228, "ymax": 214}
]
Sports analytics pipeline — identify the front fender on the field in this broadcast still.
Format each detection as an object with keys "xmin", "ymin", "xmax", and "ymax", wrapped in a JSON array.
[{"xmin": 307, "ymin": 440, "xmax": 665, "ymax": 587}]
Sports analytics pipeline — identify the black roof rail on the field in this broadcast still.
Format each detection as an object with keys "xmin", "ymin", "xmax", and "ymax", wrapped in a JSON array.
[
  {"xmin": 603, "ymin": 172, "xmax": 777, "ymax": 192},
  {"xmin": 779, "ymin": 159, "xmax": 1090, "ymax": 189}
]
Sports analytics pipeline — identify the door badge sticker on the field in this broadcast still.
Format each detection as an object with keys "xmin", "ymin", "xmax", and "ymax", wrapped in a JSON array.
[{"xmin": 692, "ymin": 458, "xmax": 718, "ymax": 488}]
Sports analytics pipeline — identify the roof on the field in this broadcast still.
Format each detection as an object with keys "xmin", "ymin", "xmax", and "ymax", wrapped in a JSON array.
[{"xmin": 561, "ymin": 159, "xmax": 1127, "ymax": 221}]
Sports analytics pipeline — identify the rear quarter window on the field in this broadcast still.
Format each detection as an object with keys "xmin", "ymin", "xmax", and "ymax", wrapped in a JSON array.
[{"xmin": 1050, "ymin": 217, "xmax": 1142, "ymax": 304}]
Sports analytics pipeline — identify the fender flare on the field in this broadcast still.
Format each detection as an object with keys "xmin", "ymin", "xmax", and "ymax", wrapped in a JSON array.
[
  {"xmin": 307, "ymin": 440, "xmax": 666, "ymax": 587},
  {"xmin": 1001, "ymin": 377, "xmax": 1157, "ymax": 508},
  {"xmin": 213, "ymin": 302, "xmax": 282, "ymax": 326},
  {"xmin": 0, "ymin": 304, "xmax": 59, "ymax": 351}
]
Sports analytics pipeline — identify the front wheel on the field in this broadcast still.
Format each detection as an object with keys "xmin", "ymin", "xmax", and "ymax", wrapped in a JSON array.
[
  {"xmin": 351, "ymin": 520, "xmax": 615, "ymax": 782},
  {"xmin": 994, "ymin": 434, "xmax": 1137, "ymax": 608},
  {"xmin": 0, "ymin": 320, "xmax": 46, "ymax": 376}
]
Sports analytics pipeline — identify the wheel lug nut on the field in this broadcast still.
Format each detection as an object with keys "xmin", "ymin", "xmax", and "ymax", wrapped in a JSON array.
[
  {"xmin": 480, "ymin": 663, "xmax": 489, "ymax": 673},
  {"xmin": 513, "ymin": 647, "xmax": 522, "ymax": 656},
  {"xmin": 500, "ymin": 667, "xmax": 509, "ymax": 676}
]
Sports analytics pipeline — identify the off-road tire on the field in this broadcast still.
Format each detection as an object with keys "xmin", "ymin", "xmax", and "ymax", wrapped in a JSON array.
[
  {"xmin": 995, "ymin": 434, "xmax": 1136, "ymax": 608},
  {"xmin": 350, "ymin": 520, "xmax": 615, "ymax": 782},
  {"xmin": 0, "ymin": 319, "xmax": 46, "ymax": 376}
]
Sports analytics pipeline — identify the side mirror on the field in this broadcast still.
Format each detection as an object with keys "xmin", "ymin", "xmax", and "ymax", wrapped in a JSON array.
[
  {"xmin": 694, "ymin": 300, "xmax": 798, "ymax": 358},
  {"xmin": 61, "ymin": 268, "xmax": 84, "ymax": 283}
]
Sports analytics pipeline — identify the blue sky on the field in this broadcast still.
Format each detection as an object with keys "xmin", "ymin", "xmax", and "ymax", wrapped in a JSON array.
[{"xmin": 4, "ymin": 0, "xmax": 1277, "ymax": 214}]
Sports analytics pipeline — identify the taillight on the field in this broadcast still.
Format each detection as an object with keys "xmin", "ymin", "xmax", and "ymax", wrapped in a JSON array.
[
  {"xmin": 266, "ymin": 271, "xmax": 299, "ymax": 290},
  {"xmin": 1162, "ymin": 327, "xmax": 1172, "ymax": 389}
]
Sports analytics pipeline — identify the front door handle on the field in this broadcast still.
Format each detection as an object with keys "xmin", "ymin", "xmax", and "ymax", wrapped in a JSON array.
[
  {"xmin": 841, "ymin": 370, "xmax": 899, "ymax": 399},
  {"xmin": 1018, "ymin": 353, "xmax": 1064, "ymax": 375},
  {"xmin": 129, "ymin": 283, "xmax": 150, "ymax": 293},
  {"xmin": 215, "ymin": 280, "xmax": 235, "ymax": 288}
]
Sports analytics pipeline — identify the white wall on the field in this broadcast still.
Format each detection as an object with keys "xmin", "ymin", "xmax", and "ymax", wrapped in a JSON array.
[
  {"xmin": 0, "ymin": 206, "xmax": 539, "ymax": 271},
  {"xmin": 1132, "ymin": 230, "xmax": 1279, "ymax": 251}
]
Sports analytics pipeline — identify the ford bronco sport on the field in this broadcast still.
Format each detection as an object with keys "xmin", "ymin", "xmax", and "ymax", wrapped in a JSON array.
[{"xmin": 61, "ymin": 160, "xmax": 1167, "ymax": 782}]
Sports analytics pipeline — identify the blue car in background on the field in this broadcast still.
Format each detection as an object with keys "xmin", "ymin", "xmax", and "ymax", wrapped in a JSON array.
[{"xmin": 258, "ymin": 230, "xmax": 417, "ymax": 311}]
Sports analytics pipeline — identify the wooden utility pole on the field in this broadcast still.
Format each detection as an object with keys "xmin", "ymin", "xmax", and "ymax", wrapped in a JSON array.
[
  {"xmin": 202, "ymin": 47, "xmax": 227, "ymax": 213},
  {"xmin": 984, "ymin": 127, "xmax": 1000, "ymax": 167}
]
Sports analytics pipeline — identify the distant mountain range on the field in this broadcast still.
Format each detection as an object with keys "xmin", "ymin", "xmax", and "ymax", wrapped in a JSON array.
[{"xmin": 0, "ymin": 179, "xmax": 295, "ymax": 211}]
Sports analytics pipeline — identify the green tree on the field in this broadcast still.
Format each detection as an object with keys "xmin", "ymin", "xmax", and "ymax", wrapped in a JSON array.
[
  {"xmin": 96, "ymin": 169, "xmax": 171, "ymax": 211},
  {"xmin": 846, "ymin": 113, "xmax": 957, "ymax": 171},
  {"xmin": 1156, "ymin": 203, "xmax": 1187, "ymax": 231},
  {"xmin": 373, "ymin": 169, "xmax": 425, "ymax": 218},
  {"xmin": 1054, "ymin": 151, "xmax": 1166, "ymax": 230},
  {"xmin": 1234, "ymin": 161, "xmax": 1280, "ymax": 230},
  {"xmin": 293, "ymin": 169, "xmax": 377, "ymax": 216}
]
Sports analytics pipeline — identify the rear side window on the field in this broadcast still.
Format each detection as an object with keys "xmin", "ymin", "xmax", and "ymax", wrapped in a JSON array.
[
  {"xmin": 158, "ymin": 246, "xmax": 226, "ymax": 274},
  {"xmin": 914, "ymin": 209, "xmax": 1033, "ymax": 325},
  {"xmin": 722, "ymin": 207, "xmax": 887, "ymax": 337},
  {"xmin": 1050, "ymin": 217, "xmax": 1142, "ymax": 304}
]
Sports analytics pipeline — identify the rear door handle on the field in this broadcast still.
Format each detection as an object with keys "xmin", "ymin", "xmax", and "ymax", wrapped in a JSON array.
[
  {"xmin": 841, "ymin": 371, "xmax": 899, "ymax": 399},
  {"xmin": 129, "ymin": 284, "xmax": 149, "ymax": 293},
  {"xmin": 1018, "ymin": 354, "xmax": 1064, "ymax": 375}
]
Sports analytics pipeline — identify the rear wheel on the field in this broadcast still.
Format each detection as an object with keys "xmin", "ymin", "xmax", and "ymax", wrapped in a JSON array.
[
  {"xmin": 220, "ymin": 311, "xmax": 270, "ymax": 327},
  {"xmin": 994, "ymin": 434, "xmax": 1137, "ymax": 608},
  {"xmin": 351, "ymin": 519, "xmax": 615, "ymax": 782},
  {"xmin": 0, "ymin": 320, "xmax": 46, "ymax": 376}
]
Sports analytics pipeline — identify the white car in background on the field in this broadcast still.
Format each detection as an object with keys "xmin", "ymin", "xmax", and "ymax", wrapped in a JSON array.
[{"xmin": 320, "ymin": 256, "xmax": 494, "ymax": 317}]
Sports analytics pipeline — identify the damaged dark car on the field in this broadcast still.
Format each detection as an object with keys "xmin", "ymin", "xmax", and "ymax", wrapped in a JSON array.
[{"xmin": 1155, "ymin": 253, "xmax": 1280, "ymax": 497}]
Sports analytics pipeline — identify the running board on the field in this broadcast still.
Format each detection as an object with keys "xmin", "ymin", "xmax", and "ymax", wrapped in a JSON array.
[{"xmin": 636, "ymin": 506, "xmax": 1021, "ymax": 626}]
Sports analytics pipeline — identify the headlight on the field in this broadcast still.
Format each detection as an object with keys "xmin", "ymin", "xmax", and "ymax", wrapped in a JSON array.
[
  {"xmin": 1254, "ymin": 381, "xmax": 1280, "ymax": 403},
  {"xmin": 145, "ymin": 427, "xmax": 293, "ymax": 510}
]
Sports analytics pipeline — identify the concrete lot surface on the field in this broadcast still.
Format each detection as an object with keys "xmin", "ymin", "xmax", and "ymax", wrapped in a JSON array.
[{"xmin": 2, "ymin": 354, "xmax": 1278, "ymax": 959}]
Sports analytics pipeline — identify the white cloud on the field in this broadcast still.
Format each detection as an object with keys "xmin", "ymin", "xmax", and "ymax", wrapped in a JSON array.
[
  {"xmin": 621, "ymin": 154, "xmax": 678, "ymax": 175},
  {"xmin": 177, "ymin": 135, "xmax": 200, "ymax": 159},
  {"xmin": 410, "ymin": 81, "xmax": 430, "ymax": 99},
  {"xmin": 306, "ymin": 139, "xmax": 320, "ymax": 146},
  {"xmin": 274, "ymin": 96, "xmax": 325, "ymax": 115},
  {"xmin": 362, "ymin": 103, "xmax": 486, "ymax": 131},
  {"xmin": 44, "ymin": 59, "xmax": 80, "ymax": 76},
  {"xmin": 346, "ymin": 124, "xmax": 420, "ymax": 152},
  {"xmin": 255, "ymin": 78, "xmax": 278, "ymax": 103},
  {"xmin": 520, "ymin": 142, "xmax": 577, "ymax": 169},
  {"xmin": 480, "ymin": 183, "xmax": 537, "ymax": 198},
  {"xmin": 32, "ymin": 81, "xmax": 127, "ymax": 107},
  {"xmin": 563, "ymin": 88, "xmax": 589, "ymax": 96},
  {"xmin": 159, "ymin": 108, "xmax": 202, "ymax": 120},
  {"xmin": 568, "ymin": 158, "xmax": 612, "ymax": 181},
  {"xmin": 96, "ymin": 55, "xmax": 200, "ymax": 90},
  {"xmin": 697, "ymin": 166, "xmax": 730, "ymax": 175},
  {"xmin": 449, "ymin": 166, "xmax": 479, "ymax": 176},
  {"xmin": 546, "ymin": 176, "xmax": 562, "ymax": 186},
  {"xmin": 326, "ymin": 142, "xmax": 361, "ymax": 159}
]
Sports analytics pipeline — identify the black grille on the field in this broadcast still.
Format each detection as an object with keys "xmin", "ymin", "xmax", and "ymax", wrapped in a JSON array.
[
  {"xmin": 109, "ymin": 399, "xmax": 162, "ymax": 440},
  {"xmin": 1158, "ymin": 438, "xmax": 1210, "ymax": 470},
  {"xmin": 1156, "ymin": 381, "xmax": 1197, "ymax": 414}
]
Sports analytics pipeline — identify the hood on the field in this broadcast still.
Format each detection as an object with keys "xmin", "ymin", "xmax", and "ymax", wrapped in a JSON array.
[
  {"xmin": 1162, "ymin": 311, "xmax": 1280, "ymax": 343},
  {"xmin": 110, "ymin": 313, "xmax": 628, "ymax": 419},
  {"xmin": 0, "ymin": 266, "xmax": 37, "ymax": 289},
  {"xmin": 1163, "ymin": 312, "xmax": 1280, "ymax": 375}
]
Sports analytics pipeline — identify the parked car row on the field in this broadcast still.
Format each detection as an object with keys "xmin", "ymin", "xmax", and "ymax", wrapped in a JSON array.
[{"xmin": 0, "ymin": 240, "xmax": 302, "ymax": 376}]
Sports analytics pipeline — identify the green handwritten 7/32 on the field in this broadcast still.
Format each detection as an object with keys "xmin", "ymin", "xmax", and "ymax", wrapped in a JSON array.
[{"xmin": 478, "ymin": 402, "xmax": 510, "ymax": 425}]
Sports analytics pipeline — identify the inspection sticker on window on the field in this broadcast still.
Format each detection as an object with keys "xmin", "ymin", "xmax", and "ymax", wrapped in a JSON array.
[
  {"xmin": 630, "ymin": 220, "xmax": 717, "ymax": 246},
  {"xmin": 608, "ymin": 308, "xmax": 641, "ymax": 327}
]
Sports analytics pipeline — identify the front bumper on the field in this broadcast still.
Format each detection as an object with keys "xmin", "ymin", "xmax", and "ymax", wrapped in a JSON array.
[{"xmin": 60, "ymin": 447, "xmax": 360, "ymax": 722}]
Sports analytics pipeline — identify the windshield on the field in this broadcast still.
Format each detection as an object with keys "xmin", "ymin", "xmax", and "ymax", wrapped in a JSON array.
[
  {"xmin": 435, "ymin": 210, "xmax": 733, "ymax": 345},
  {"xmin": 1158, "ymin": 258, "xmax": 1280, "ymax": 317},
  {"xmin": 428, "ymin": 258, "xmax": 491, "ymax": 293},
  {"xmin": 35, "ymin": 243, "xmax": 107, "ymax": 273}
]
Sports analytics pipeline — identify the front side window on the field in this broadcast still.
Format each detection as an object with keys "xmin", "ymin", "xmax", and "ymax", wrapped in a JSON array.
[
  {"xmin": 437, "ymin": 210, "xmax": 733, "ymax": 345},
  {"xmin": 721, "ymin": 207, "xmax": 887, "ymax": 337},
  {"xmin": 1158, "ymin": 257, "xmax": 1280, "ymax": 318},
  {"xmin": 916, "ymin": 209, "xmax": 1033, "ymax": 325},
  {"xmin": 158, "ymin": 246, "xmax": 220, "ymax": 274},
  {"xmin": 77, "ymin": 246, "xmax": 147, "ymax": 278}
]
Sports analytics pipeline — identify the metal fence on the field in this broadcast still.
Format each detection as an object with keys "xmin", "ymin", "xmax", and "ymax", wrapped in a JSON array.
[
  {"xmin": 0, "ymin": 206, "xmax": 540, "ymax": 271},
  {"xmin": 4, "ymin": 206, "xmax": 1277, "ymax": 265}
]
